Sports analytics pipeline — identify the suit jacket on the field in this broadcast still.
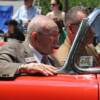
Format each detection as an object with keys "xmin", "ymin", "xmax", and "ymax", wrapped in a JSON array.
[{"xmin": 0, "ymin": 41, "xmax": 61, "ymax": 78}]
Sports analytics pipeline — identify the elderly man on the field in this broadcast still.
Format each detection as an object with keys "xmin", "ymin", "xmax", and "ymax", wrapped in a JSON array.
[
  {"xmin": 12, "ymin": 0, "xmax": 40, "ymax": 28},
  {"xmin": 0, "ymin": 15, "xmax": 60, "ymax": 78},
  {"xmin": 53, "ymin": 6, "xmax": 89, "ymax": 66}
]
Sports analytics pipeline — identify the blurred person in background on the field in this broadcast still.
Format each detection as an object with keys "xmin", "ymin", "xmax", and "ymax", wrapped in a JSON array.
[
  {"xmin": 47, "ymin": 0, "xmax": 66, "ymax": 45},
  {"xmin": 47, "ymin": 0, "xmax": 65, "ymax": 22},
  {"xmin": 1, "ymin": 20, "xmax": 25, "ymax": 42},
  {"xmin": 53, "ymin": 6, "xmax": 89, "ymax": 66},
  {"xmin": 12, "ymin": 0, "xmax": 40, "ymax": 30}
]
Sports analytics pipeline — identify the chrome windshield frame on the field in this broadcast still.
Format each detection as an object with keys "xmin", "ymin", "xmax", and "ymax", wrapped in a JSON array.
[{"xmin": 57, "ymin": 8, "xmax": 100, "ymax": 74}]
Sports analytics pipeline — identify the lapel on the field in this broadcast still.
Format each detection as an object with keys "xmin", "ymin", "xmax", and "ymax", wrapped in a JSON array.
[
  {"xmin": 48, "ymin": 55, "xmax": 62, "ymax": 67},
  {"xmin": 22, "ymin": 41, "xmax": 37, "ymax": 63},
  {"xmin": 22, "ymin": 41, "xmax": 61, "ymax": 67},
  {"xmin": 48, "ymin": 55, "xmax": 55, "ymax": 66},
  {"xmin": 23, "ymin": 41, "xmax": 33, "ymax": 56}
]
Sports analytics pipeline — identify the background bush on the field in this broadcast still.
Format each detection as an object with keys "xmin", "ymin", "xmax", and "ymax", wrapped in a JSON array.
[{"xmin": 36, "ymin": 0, "xmax": 100, "ymax": 14}]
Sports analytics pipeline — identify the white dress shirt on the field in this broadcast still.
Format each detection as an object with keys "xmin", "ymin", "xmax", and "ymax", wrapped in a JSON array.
[
  {"xmin": 12, "ymin": 5, "xmax": 40, "ymax": 24},
  {"xmin": 29, "ymin": 44, "xmax": 52, "ymax": 65}
]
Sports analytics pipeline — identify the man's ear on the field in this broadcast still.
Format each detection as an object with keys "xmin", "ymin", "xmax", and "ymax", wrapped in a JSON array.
[{"xmin": 31, "ymin": 32, "xmax": 38, "ymax": 41}]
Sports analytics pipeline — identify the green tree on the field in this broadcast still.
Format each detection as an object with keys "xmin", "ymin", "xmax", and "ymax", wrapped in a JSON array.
[
  {"xmin": 37, "ymin": 0, "xmax": 63, "ymax": 14},
  {"xmin": 37, "ymin": 0, "xmax": 100, "ymax": 14}
]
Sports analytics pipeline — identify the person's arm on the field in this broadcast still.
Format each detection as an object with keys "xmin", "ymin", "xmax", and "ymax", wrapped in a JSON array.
[
  {"xmin": 0, "ymin": 46, "xmax": 57, "ymax": 78},
  {"xmin": 18, "ymin": 63, "xmax": 57, "ymax": 76},
  {"xmin": 0, "ymin": 52, "xmax": 21, "ymax": 78},
  {"xmin": 52, "ymin": 37, "xmax": 71, "ymax": 66},
  {"xmin": 46, "ymin": 12, "xmax": 52, "ymax": 18},
  {"xmin": 12, "ymin": 8, "xmax": 20, "ymax": 20}
]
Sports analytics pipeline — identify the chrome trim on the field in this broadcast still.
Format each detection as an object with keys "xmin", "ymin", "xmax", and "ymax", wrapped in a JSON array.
[
  {"xmin": 57, "ymin": 8, "xmax": 100, "ymax": 74},
  {"xmin": 88, "ymin": 8, "xmax": 100, "ymax": 25}
]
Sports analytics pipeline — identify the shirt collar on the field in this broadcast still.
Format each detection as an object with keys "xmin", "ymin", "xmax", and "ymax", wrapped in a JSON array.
[{"xmin": 29, "ymin": 44, "xmax": 43, "ymax": 62}]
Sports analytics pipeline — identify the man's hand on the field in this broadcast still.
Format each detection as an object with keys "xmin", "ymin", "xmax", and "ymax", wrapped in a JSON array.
[{"xmin": 19, "ymin": 63, "xmax": 57, "ymax": 76}]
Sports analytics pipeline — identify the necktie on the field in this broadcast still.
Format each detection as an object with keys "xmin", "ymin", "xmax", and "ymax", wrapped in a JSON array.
[{"xmin": 41, "ymin": 55, "xmax": 49, "ymax": 64}]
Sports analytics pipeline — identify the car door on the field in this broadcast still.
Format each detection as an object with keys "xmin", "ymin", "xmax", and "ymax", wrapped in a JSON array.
[
  {"xmin": 97, "ymin": 74, "xmax": 100, "ymax": 100},
  {"xmin": 0, "ymin": 74, "xmax": 98, "ymax": 100}
]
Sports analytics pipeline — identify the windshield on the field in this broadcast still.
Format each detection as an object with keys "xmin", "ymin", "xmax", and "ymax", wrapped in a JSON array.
[
  {"xmin": 73, "ymin": 19, "xmax": 100, "ymax": 68},
  {"xmin": 57, "ymin": 9, "xmax": 100, "ymax": 74}
]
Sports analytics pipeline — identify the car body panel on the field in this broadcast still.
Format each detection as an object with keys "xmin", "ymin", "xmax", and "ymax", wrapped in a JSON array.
[
  {"xmin": 0, "ymin": 74, "xmax": 98, "ymax": 100},
  {"xmin": 97, "ymin": 74, "xmax": 100, "ymax": 100}
]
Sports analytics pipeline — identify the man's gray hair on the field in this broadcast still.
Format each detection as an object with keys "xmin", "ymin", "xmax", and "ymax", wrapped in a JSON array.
[
  {"xmin": 66, "ymin": 6, "xmax": 89, "ymax": 25},
  {"xmin": 26, "ymin": 15, "xmax": 57, "ymax": 42},
  {"xmin": 27, "ymin": 16, "xmax": 42, "ymax": 38}
]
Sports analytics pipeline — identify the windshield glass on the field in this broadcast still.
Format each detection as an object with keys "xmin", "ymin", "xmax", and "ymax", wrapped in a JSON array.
[{"xmin": 73, "ymin": 21, "xmax": 100, "ymax": 68}]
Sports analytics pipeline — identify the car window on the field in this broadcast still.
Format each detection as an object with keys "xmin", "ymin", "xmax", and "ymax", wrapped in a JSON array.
[
  {"xmin": 73, "ymin": 26, "xmax": 100, "ymax": 68},
  {"xmin": 91, "ymin": 14, "xmax": 100, "ymax": 41}
]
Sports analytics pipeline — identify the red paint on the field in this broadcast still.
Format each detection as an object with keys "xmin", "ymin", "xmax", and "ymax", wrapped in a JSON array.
[
  {"xmin": 0, "ymin": 41, "xmax": 6, "ymax": 46},
  {"xmin": 0, "ymin": 74, "xmax": 98, "ymax": 100},
  {"xmin": 97, "ymin": 75, "xmax": 100, "ymax": 100}
]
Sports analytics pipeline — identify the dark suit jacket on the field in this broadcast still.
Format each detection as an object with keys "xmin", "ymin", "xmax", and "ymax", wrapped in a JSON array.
[{"xmin": 0, "ymin": 41, "xmax": 61, "ymax": 78}]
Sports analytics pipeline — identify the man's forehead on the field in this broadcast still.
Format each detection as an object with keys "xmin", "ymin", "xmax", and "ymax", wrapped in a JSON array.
[{"xmin": 42, "ymin": 26, "xmax": 59, "ymax": 34}]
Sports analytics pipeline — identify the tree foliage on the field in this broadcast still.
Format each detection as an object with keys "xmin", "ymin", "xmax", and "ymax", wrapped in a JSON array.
[{"xmin": 36, "ymin": 0, "xmax": 100, "ymax": 14}]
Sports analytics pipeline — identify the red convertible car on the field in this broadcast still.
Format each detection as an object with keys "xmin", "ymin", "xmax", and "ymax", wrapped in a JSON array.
[{"xmin": 0, "ymin": 8, "xmax": 100, "ymax": 100}]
